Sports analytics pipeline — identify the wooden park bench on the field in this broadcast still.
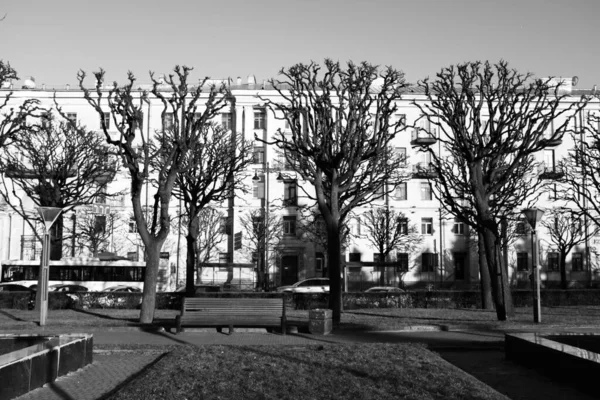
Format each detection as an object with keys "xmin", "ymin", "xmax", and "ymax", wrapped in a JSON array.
[{"xmin": 174, "ymin": 297, "xmax": 287, "ymax": 334}]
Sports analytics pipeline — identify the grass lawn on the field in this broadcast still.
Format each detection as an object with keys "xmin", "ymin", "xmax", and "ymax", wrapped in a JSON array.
[{"xmin": 104, "ymin": 343, "xmax": 509, "ymax": 400}]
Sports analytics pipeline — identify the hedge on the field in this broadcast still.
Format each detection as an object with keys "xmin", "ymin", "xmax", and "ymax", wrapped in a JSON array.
[{"xmin": 2, "ymin": 289, "xmax": 600, "ymax": 310}]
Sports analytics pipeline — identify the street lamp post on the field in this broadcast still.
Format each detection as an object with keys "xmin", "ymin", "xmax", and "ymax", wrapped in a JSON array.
[
  {"xmin": 522, "ymin": 208, "xmax": 545, "ymax": 323},
  {"xmin": 37, "ymin": 207, "xmax": 63, "ymax": 326}
]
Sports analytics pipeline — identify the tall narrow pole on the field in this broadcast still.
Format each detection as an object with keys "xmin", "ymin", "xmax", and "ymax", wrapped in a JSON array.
[
  {"xmin": 39, "ymin": 232, "xmax": 50, "ymax": 326},
  {"xmin": 265, "ymin": 162, "xmax": 270, "ymax": 291},
  {"xmin": 532, "ymin": 228, "xmax": 541, "ymax": 323}
]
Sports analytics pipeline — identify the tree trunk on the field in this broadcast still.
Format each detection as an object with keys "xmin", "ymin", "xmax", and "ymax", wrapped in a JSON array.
[
  {"xmin": 185, "ymin": 233, "xmax": 197, "ymax": 296},
  {"xmin": 327, "ymin": 219, "xmax": 343, "ymax": 324},
  {"xmin": 50, "ymin": 215, "xmax": 63, "ymax": 260},
  {"xmin": 139, "ymin": 243, "xmax": 163, "ymax": 323},
  {"xmin": 481, "ymin": 227, "xmax": 514, "ymax": 320},
  {"xmin": 560, "ymin": 250, "xmax": 568, "ymax": 290},
  {"xmin": 477, "ymin": 232, "xmax": 494, "ymax": 310}
]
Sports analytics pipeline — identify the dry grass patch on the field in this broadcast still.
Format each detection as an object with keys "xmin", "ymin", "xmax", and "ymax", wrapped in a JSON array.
[{"xmin": 106, "ymin": 344, "xmax": 508, "ymax": 400}]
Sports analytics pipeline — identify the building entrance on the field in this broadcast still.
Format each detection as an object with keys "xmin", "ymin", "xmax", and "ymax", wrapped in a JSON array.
[{"xmin": 281, "ymin": 255, "xmax": 298, "ymax": 286}]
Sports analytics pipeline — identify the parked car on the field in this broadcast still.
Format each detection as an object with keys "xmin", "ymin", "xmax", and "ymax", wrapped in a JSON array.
[
  {"xmin": 103, "ymin": 285, "xmax": 142, "ymax": 293},
  {"xmin": 50, "ymin": 284, "xmax": 89, "ymax": 293},
  {"xmin": 0, "ymin": 283, "xmax": 36, "ymax": 309},
  {"xmin": 0, "ymin": 283, "xmax": 35, "ymax": 292},
  {"xmin": 276, "ymin": 278, "xmax": 330, "ymax": 293},
  {"xmin": 365, "ymin": 286, "xmax": 405, "ymax": 293}
]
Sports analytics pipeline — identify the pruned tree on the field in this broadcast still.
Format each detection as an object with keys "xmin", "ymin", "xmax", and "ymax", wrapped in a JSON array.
[
  {"xmin": 171, "ymin": 122, "xmax": 252, "ymax": 295},
  {"xmin": 413, "ymin": 60, "xmax": 588, "ymax": 320},
  {"xmin": 78, "ymin": 65, "xmax": 229, "ymax": 323},
  {"xmin": 362, "ymin": 207, "xmax": 422, "ymax": 285},
  {"xmin": 239, "ymin": 208, "xmax": 283, "ymax": 291},
  {"xmin": 259, "ymin": 60, "xmax": 410, "ymax": 323},
  {"xmin": 0, "ymin": 115, "xmax": 118, "ymax": 259},
  {"xmin": 540, "ymin": 207, "xmax": 600, "ymax": 289},
  {"xmin": 0, "ymin": 61, "xmax": 43, "ymax": 150}
]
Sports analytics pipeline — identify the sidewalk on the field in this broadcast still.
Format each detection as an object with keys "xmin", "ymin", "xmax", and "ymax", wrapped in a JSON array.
[{"xmin": 6, "ymin": 324, "xmax": 598, "ymax": 400}]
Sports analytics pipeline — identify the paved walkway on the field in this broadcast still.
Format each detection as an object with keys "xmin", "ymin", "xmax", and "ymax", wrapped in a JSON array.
[{"xmin": 6, "ymin": 326, "xmax": 599, "ymax": 400}]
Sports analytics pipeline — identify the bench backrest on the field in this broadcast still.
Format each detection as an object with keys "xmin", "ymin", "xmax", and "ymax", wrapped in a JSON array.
[{"xmin": 182, "ymin": 297, "xmax": 284, "ymax": 317}]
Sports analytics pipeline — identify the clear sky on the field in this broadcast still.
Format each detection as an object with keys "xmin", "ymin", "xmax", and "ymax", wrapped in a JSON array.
[{"xmin": 1, "ymin": 0, "xmax": 599, "ymax": 89}]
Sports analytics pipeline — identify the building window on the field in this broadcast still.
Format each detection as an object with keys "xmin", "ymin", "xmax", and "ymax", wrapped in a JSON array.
[
  {"xmin": 421, "ymin": 218, "xmax": 433, "ymax": 235},
  {"xmin": 396, "ymin": 147, "xmax": 407, "ymax": 163},
  {"xmin": 398, "ymin": 218, "xmax": 408, "ymax": 235},
  {"xmin": 94, "ymin": 215, "xmax": 106, "ymax": 234},
  {"xmin": 283, "ymin": 216, "xmax": 296, "ymax": 236},
  {"xmin": 283, "ymin": 181, "xmax": 297, "ymax": 206},
  {"xmin": 219, "ymin": 252, "xmax": 231, "ymax": 264},
  {"xmin": 221, "ymin": 113, "xmax": 232, "ymax": 131},
  {"xmin": 394, "ymin": 182, "xmax": 407, "ymax": 200},
  {"xmin": 547, "ymin": 252, "xmax": 559, "ymax": 271},
  {"xmin": 373, "ymin": 253, "xmax": 383, "ymax": 263},
  {"xmin": 253, "ymin": 175, "xmax": 264, "ymax": 198},
  {"xmin": 395, "ymin": 114, "xmax": 407, "ymax": 127},
  {"xmin": 315, "ymin": 252, "xmax": 324, "ymax": 272},
  {"xmin": 101, "ymin": 112, "xmax": 110, "ymax": 130},
  {"xmin": 543, "ymin": 149, "xmax": 556, "ymax": 171},
  {"xmin": 66, "ymin": 112, "xmax": 77, "ymax": 125},
  {"xmin": 163, "ymin": 113, "xmax": 174, "ymax": 131},
  {"xmin": 420, "ymin": 182, "xmax": 432, "ymax": 200},
  {"xmin": 254, "ymin": 110, "xmax": 266, "ymax": 129},
  {"xmin": 454, "ymin": 252, "xmax": 466, "ymax": 280},
  {"xmin": 515, "ymin": 220, "xmax": 527, "ymax": 235},
  {"xmin": 572, "ymin": 252, "xmax": 584, "ymax": 271},
  {"xmin": 253, "ymin": 145, "xmax": 264, "ymax": 164},
  {"xmin": 219, "ymin": 217, "xmax": 229, "ymax": 235},
  {"xmin": 352, "ymin": 217, "xmax": 362, "ymax": 236},
  {"xmin": 128, "ymin": 219, "xmax": 137, "ymax": 233},
  {"xmin": 453, "ymin": 218, "xmax": 466, "ymax": 235},
  {"xmin": 349, "ymin": 252, "xmax": 361, "ymax": 262},
  {"xmin": 422, "ymin": 252, "xmax": 437, "ymax": 272},
  {"xmin": 517, "ymin": 252, "xmax": 528, "ymax": 271},
  {"xmin": 396, "ymin": 252, "xmax": 409, "ymax": 272}
]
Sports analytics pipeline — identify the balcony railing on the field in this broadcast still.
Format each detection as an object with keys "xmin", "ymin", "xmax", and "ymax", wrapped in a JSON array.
[
  {"xmin": 540, "ymin": 135, "xmax": 562, "ymax": 147},
  {"xmin": 412, "ymin": 162, "xmax": 437, "ymax": 179},
  {"xmin": 538, "ymin": 165, "xmax": 564, "ymax": 180},
  {"xmin": 410, "ymin": 128, "xmax": 437, "ymax": 147}
]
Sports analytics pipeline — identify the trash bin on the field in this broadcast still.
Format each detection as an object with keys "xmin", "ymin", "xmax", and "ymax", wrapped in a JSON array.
[{"xmin": 309, "ymin": 308, "xmax": 332, "ymax": 335}]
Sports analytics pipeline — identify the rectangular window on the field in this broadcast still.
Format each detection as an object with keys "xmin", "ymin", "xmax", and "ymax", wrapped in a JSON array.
[
  {"xmin": 422, "ymin": 252, "xmax": 437, "ymax": 272},
  {"xmin": 397, "ymin": 252, "xmax": 409, "ymax": 272},
  {"xmin": 253, "ymin": 145, "xmax": 264, "ymax": 164},
  {"xmin": 253, "ymin": 175, "xmax": 264, "ymax": 198},
  {"xmin": 252, "ymin": 216, "xmax": 263, "ymax": 234},
  {"xmin": 219, "ymin": 217, "xmax": 229, "ymax": 234},
  {"xmin": 102, "ymin": 112, "xmax": 110, "ymax": 129},
  {"xmin": 398, "ymin": 218, "xmax": 408, "ymax": 235},
  {"xmin": 516, "ymin": 220, "xmax": 527, "ymax": 235},
  {"xmin": 349, "ymin": 252, "xmax": 362, "ymax": 262},
  {"xmin": 543, "ymin": 149, "xmax": 556, "ymax": 173},
  {"xmin": 254, "ymin": 110, "xmax": 266, "ymax": 129},
  {"xmin": 548, "ymin": 252, "xmax": 559, "ymax": 271},
  {"xmin": 221, "ymin": 113, "xmax": 232, "ymax": 131},
  {"xmin": 395, "ymin": 182, "xmax": 407, "ymax": 200},
  {"xmin": 352, "ymin": 217, "xmax": 362, "ymax": 236},
  {"xmin": 420, "ymin": 182, "xmax": 432, "ymax": 200},
  {"xmin": 454, "ymin": 252, "xmax": 466, "ymax": 280},
  {"xmin": 315, "ymin": 252, "xmax": 324, "ymax": 272},
  {"xmin": 453, "ymin": 218, "xmax": 465, "ymax": 235},
  {"xmin": 283, "ymin": 216, "xmax": 297, "ymax": 236},
  {"xmin": 283, "ymin": 181, "xmax": 297, "ymax": 206},
  {"xmin": 94, "ymin": 215, "xmax": 107, "ymax": 234},
  {"xmin": 517, "ymin": 252, "xmax": 528, "ymax": 271},
  {"xmin": 66, "ymin": 112, "xmax": 77, "ymax": 125},
  {"xmin": 396, "ymin": 147, "xmax": 407, "ymax": 163},
  {"xmin": 128, "ymin": 219, "xmax": 137, "ymax": 233},
  {"xmin": 373, "ymin": 253, "xmax": 383, "ymax": 263},
  {"xmin": 421, "ymin": 217, "xmax": 433, "ymax": 235},
  {"xmin": 395, "ymin": 114, "xmax": 407, "ymax": 127},
  {"xmin": 572, "ymin": 252, "xmax": 584, "ymax": 271},
  {"xmin": 163, "ymin": 113, "xmax": 174, "ymax": 131}
]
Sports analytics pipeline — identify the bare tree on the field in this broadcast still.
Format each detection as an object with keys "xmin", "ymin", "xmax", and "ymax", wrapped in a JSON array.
[
  {"xmin": 259, "ymin": 60, "xmax": 410, "ymax": 323},
  {"xmin": 194, "ymin": 207, "xmax": 227, "ymax": 283},
  {"xmin": 171, "ymin": 123, "xmax": 252, "ymax": 295},
  {"xmin": 78, "ymin": 66, "xmax": 228, "ymax": 323},
  {"xmin": 540, "ymin": 207, "xmax": 600, "ymax": 289},
  {"xmin": 413, "ymin": 60, "xmax": 588, "ymax": 320},
  {"xmin": 238, "ymin": 208, "xmax": 283, "ymax": 291},
  {"xmin": 362, "ymin": 207, "xmax": 422, "ymax": 285},
  {"xmin": 0, "ymin": 115, "xmax": 117, "ymax": 259},
  {"xmin": 69, "ymin": 209, "xmax": 121, "ymax": 257},
  {"xmin": 0, "ymin": 61, "xmax": 43, "ymax": 150}
]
